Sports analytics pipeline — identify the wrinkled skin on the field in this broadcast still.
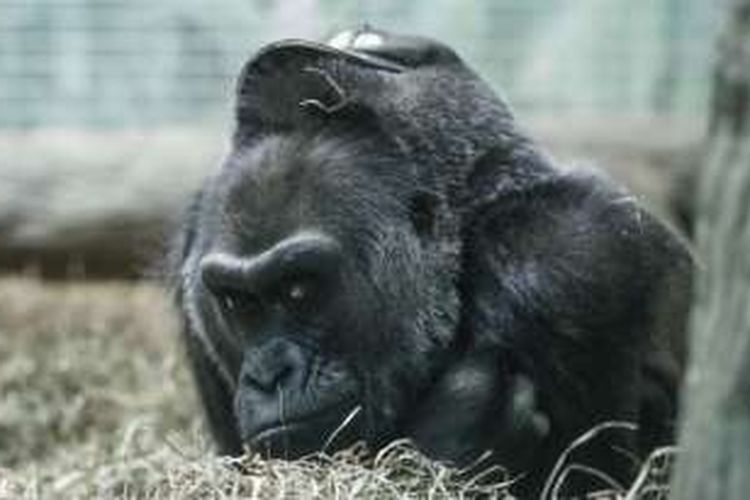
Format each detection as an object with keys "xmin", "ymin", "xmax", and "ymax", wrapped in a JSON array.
[{"xmin": 172, "ymin": 28, "xmax": 693, "ymax": 496}]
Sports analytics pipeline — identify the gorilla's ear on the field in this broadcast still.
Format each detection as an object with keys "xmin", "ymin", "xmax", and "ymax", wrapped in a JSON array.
[{"xmin": 408, "ymin": 190, "xmax": 442, "ymax": 240}]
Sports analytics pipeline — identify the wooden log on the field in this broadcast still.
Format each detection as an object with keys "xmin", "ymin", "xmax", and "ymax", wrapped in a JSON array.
[
  {"xmin": 0, "ymin": 128, "xmax": 226, "ymax": 278},
  {"xmin": 0, "ymin": 120, "xmax": 696, "ymax": 278}
]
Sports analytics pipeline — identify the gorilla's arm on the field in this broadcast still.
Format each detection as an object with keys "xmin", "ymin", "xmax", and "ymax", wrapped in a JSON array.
[{"xmin": 409, "ymin": 352, "xmax": 550, "ymax": 469}]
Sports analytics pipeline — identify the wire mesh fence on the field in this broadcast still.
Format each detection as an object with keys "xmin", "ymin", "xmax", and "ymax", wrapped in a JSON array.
[{"xmin": 0, "ymin": 0, "xmax": 725, "ymax": 128}]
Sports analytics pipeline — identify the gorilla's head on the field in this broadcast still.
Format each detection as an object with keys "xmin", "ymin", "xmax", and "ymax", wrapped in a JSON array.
[
  {"xmin": 175, "ymin": 28, "xmax": 523, "ymax": 458},
  {"xmin": 189, "ymin": 126, "xmax": 462, "ymax": 455}
]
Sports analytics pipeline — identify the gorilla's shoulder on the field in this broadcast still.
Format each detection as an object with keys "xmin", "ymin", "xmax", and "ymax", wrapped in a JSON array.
[
  {"xmin": 472, "ymin": 165, "xmax": 667, "ymax": 243},
  {"xmin": 464, "ymin": 163, "xmax": 692, "ymax": 341}
]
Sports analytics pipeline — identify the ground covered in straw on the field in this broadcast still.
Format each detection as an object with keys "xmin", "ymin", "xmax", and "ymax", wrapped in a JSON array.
[{"xmin": 0, "ymin": 278, "xmax": 673, "ymax": 499}]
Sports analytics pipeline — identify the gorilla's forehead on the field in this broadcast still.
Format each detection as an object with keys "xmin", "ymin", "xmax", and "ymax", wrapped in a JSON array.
[{"xmin": 213, "ymin": 134, "xmax": 408, "ymax": 251}]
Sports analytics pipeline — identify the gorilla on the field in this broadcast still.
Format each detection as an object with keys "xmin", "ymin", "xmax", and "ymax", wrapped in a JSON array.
[{"xmin": 172, "ymin": 28, "xmax": 693, "ymax": 495}]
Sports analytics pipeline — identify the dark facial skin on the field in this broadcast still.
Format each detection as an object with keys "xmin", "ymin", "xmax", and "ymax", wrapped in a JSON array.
[{"xmin": 200, "ymin": 233, "xmax": 361, "ymax": 454}]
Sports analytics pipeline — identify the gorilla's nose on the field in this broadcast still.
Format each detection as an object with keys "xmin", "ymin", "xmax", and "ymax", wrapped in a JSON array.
[{"xmin": 238, "ymin": 337, "xmax": 308, "ymax": 395}]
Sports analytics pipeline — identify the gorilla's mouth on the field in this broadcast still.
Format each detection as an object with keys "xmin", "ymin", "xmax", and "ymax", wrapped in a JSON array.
[{"xmin": 245, "ymin": 401, "xmax": 362, "ymax": 457}]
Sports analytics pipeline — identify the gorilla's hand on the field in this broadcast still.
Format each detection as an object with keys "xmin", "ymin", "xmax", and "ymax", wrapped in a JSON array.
[{"xmin": 409, "ymin": 354, "xmax": 550, "ymax": 470}]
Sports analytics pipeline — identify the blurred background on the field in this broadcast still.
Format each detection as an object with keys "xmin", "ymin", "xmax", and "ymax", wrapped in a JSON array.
[
  {"xmin": 0, "ymin": 0, "xmax": 719, "ymax": 126},
  {"xmin": 0, "ymin": 0, "xmax": 723, "ymax": 277}
]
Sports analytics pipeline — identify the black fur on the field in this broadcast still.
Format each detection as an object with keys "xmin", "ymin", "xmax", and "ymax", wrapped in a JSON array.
[{"xmin": 171, "ymin": 28, "xmax": 693, "ymax": 495}]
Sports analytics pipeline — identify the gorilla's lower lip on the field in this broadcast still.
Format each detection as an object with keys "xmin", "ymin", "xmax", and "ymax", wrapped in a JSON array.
[{"xmin": 245, "ymin": 403, "xmax": 361, "ymax": 453}]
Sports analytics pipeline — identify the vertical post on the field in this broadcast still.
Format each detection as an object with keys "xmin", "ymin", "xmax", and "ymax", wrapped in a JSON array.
[{"xmin": 671, "ymin": 1, "xmax": 750, "ymax": 498}]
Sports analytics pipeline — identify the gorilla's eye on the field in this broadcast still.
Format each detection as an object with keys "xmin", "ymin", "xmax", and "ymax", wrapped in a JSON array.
[{"xmin": 279, "ymin": 277, "xmax": 319, "ymax": 314}]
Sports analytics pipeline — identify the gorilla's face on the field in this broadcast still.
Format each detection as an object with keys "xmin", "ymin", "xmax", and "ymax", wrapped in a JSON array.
[{"xmin": 182, "ymin": 132, "xmax": 460, "ymax": 457}]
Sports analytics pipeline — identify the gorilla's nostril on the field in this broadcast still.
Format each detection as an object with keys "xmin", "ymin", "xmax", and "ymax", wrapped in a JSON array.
[
  {"xmin": 240, "ymin": 362, "xmax": 292, "ymax": 394},
  {"xmin": 238, "ymin": 339, "xmax": 307, "ymax": 395}
]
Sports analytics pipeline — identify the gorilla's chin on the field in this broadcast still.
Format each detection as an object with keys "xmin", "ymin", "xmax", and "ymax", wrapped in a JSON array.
[{"xmin": 242, "ymin": 401, "xmax": 363, "ymax": 458}]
